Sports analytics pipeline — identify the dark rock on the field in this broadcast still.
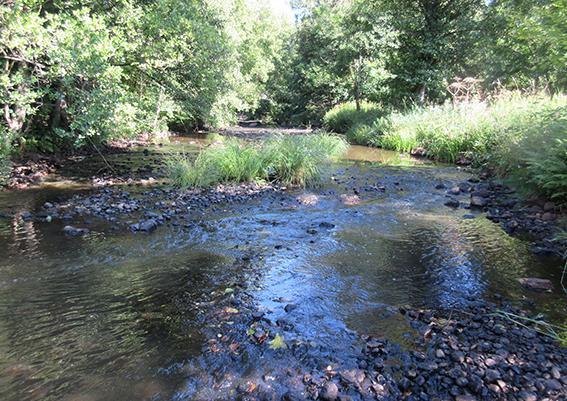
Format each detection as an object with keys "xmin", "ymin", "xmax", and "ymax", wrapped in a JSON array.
[
  {"xmin": 545, "ymin": 379, "xmax": 562, "ymax": 391},
  {"xmin": 484, "ymin": 369, "xmax": 501, "ymax": 383},
  {"xmin": 252, "ymin": 311, "xmax": 265, "ymax": 320},
  {"xmin": 444, "ymin": 199, "xmax": 460, "ymax": 208},
  {"xmin": 456, "ymin": 377, "xmax": 469, "ymax": 387},
  {"xmin": 283, "ymin": 391, "xmax": 306, "ymax": 401},
  {"xmin": 517, "ymin": 391, "xmax": 537, "ymax": 401},
  {"xmin": 435, "ymin": 183, "xmax": 447, "ymax": 190},
  {"xmin": 455, "ymin": 395, "xmax": 477, "ymax": 401},
  {"xmin": 319, "ymin": 222, "xmax": 335, "ymax": 229},
  {"xmin": 139, "ymin": 219, "xmax": 158, "ymax": 232},
  {"xmin": 284, "ymin": 304, "xmax": 298, "ymax": 313},
  {"xmin": 452, "ymin": 351, "xmax": 465, "ymax": 363},
  {"xmin": 307, "ymin": 228, "xmax": 318, "ymax": 235}
]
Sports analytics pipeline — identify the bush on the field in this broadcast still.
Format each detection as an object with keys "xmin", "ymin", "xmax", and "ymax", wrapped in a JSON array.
[
  {"xmin": 323, "ymin": 101, "xmax": 383, "ymax": 133},
  {"xmin": 206, "ymin": 132, "xmax": 225, "ymax": 144},
  {"xmin": 167, "ymin": 133, "xmax": 347, "ymax": 188}
]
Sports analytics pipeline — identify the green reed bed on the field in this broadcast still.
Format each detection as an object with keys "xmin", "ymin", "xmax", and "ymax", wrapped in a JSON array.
[{"xmin": 167, "ymin": 133, "xmax": 348, "ymax": 188}]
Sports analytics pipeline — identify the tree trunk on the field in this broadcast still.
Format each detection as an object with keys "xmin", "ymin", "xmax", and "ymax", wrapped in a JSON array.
[{"xmin": 418, "ymin": 85, "xmax": 427, "ymax": 106}]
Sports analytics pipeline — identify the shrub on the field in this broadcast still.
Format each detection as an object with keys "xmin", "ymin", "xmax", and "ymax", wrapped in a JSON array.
[
  {"xmin": 323, "ymin": 101, "xmax": 383, "ymax": 133},
  {"xmin": 525, "ymin": 137, "xmax": 567, "ymax": 201},
  {"xmin": 167, "ymin": 133, "xmax": 347, "ymax": 188},
  {"xmin": 373, "ymin": 93, "xmax": 567, "ymax": 162}
]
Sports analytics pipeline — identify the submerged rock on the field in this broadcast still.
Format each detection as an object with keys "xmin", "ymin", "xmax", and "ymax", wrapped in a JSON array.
[
  {"xmin": 517, "ymin": 277, "xmax": 553, "ymax": 292},
  {"xmin": 63, "ymin": 225, "xmax": 90, "ymax": 236}
]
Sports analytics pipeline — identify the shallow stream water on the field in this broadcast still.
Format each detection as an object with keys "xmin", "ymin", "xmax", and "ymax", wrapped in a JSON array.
[{"xmin": 0, "ymin": 139, "xmax": 564, "ymax": 400}]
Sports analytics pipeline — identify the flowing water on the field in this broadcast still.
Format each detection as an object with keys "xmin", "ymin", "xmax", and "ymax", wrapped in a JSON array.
[{"xmin": 0, "ymin": 139, "xmax": 564, "ymax": 401}]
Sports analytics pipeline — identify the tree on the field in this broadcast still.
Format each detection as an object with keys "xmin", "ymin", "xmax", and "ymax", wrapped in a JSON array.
[{"xmin": 480, "ymin": 0, "xmax": 567, "ymax": 92}]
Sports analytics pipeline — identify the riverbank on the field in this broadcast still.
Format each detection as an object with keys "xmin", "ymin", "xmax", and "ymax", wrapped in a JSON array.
[{"xmin": 324, "ymin": 94, "xmax": 567, "ymax": 212}]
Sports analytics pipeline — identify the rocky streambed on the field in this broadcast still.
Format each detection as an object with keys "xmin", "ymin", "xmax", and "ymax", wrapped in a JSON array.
[{"xmin": 0, "ymin": 136, "xmax": 565, "ymax": 401}]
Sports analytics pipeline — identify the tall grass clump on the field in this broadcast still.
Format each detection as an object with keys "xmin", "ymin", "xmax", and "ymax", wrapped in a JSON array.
[
  {"xmin": 345, "ymin": 124, "xmax": 379, "ymax": 146},
  {"xmin": 264, "ymin": 133, "xmax": 348, "ymax": 186},
  {"xmin": 489, "ymin": 102, "xmax": 567, "ymax": 201},
  {"xmin": 323, "ymin": 101, "xmax": 383, "ymax": 133},
  {"xmin": 374, "ymin": 93, "xmax": 567, "ymax": 161},
  {"xmin": 167, "ymin": 133, "xmax": 347, "ymax": 188},
  {"xmin": 167, "ymin": 139, "xmax": 264, "ymax": 187}
]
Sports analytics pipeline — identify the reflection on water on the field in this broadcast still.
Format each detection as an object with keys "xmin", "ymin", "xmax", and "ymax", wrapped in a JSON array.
[
  {"xmin": 0, "ymin": 144, "xmax": 564, "ymax": 400},
  {"xmin": 345, "ymin": 145, "xmax": 431, "ymax": 165},
  {"xmin": 0, "ymin": 225, "xmax": 231, "ymax": 401}
]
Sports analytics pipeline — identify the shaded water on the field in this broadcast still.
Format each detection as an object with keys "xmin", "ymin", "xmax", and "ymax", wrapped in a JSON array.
[{"xmin": 0, "ymin": 140, "xmax": 564, "ymax": 400}]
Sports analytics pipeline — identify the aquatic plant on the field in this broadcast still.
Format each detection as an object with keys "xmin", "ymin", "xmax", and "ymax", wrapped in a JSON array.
[
  {"xmin": 494, "ymin": 310, "xmax": 567, "ymax": 348},
  {"xmin": 263, "ymin": 133, "xmax": 348, "ymax": 186},
  {"xmin": 346, "ymin": 124, "xmax": 376, "ymax": 146},
  {"xmin": 167, "ymin": 133, "xmax": 347, "ymax": 188},
  {"xmin": 206, "ymin": 132, "xmax": 225, "ymax": 143}
]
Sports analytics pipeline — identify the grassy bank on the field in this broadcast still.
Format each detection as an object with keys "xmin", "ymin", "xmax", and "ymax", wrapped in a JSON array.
[
  {"xmin": 325, "ymin": 94, "xmax": 567, "ymax": 202},
  {"xmin": 167, "ymin": 133, "xmax": 348, "ymax": 188}
]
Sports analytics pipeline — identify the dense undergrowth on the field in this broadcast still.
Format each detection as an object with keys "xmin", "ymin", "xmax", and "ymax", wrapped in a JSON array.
[
  {"xmin": 167, "ymin": 133, "xmax": 348, "ymax": 188},
  {"xmin": 324, "ymin": 94, "xmax": 567, "ymax": 202}
]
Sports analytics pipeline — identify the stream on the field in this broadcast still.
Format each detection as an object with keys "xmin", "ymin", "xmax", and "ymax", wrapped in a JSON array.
[{"xmin": 0, "ymin": 136, "xmax": 564, "ymax": 401}]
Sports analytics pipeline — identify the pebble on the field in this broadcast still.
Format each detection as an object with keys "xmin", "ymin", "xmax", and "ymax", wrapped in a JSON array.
[{"xmin": 320, "ymin": 382, "xmax": 339, "ymax": 401}]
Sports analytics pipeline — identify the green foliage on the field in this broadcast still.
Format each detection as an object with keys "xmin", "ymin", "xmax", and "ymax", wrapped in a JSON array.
[
  {"xmin": 167, "ymin": 133, "xmax": 347, "ymax": 188},
  {"xmin": 263, "ymin": 0, "xmax": 398, "ymax": 124},
  {"xmin": 525, "ymin": 137, "xmax": 567, "ymax": 201},
  {"xmin": 480, "ymin": 0, "xmax": 567, "ymax": 92},
  {"xmin": 1, "ymin": 0, "xmax": 290, "ymax": 153},
  {"xmin": 167, "ymin": 139, "xmax": 265, "ymax": 187},
  {"xmin": 323, "ymin": 101, "xmax": 383, "ymax": 133},
  {"xmin": 205, "ymin": 133, "xmax": 225, "ymax": 144}
]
